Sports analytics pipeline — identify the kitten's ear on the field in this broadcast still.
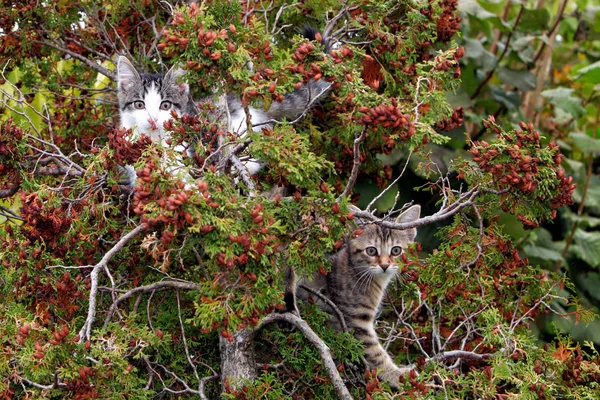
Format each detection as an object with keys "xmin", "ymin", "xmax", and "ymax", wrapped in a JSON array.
[
  {"xmin": 164, "ymin": 66, "xmax": 189, "ymax": 97},
  {"xmin": 117, "ymin": 56, "xmax": 141, "ymax": 90},
  {"xmin": 395, "ymin": 205, "xmax": 421, "ymax": 241}
]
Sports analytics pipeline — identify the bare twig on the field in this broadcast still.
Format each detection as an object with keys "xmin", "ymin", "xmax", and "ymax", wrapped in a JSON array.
[
  {"xmin": 102, "ymin": 279, "xmax": 200, "ymax": 328},
  {"xmin": 365, "ymin": 151, "xmax": 413, "ymax": 212},
  {"xmin": 299, "ymin": 284, "xmax": 348, "ymax": 333},
  {"xmin": 337, "ymin": 129, "xmax": 365, "ymax": 202},
  {"xmin": 470, "ymin": 5, "xmax": 525, "ymax": 100},
  {"xmin": 68, "ymin": 223, "xmax": 148, "ymax": 342},
  {"xmin": 32, "ymin": 40, "xmax": 115, "ymax": 81}
]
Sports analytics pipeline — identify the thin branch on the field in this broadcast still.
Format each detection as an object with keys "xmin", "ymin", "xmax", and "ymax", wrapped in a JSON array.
[
  {"xmin": 102, "ymin": 279, "xmax": 200, "ymax": 328},
  {"xmin": 458, "ymin": 204, "xmax": 484, "ymax": 270},
  {"xmin": 0, "ymin": 182, "xmax": 21, "ymax": 199},
  {"xmin": 359, "ymin": 185, "xmax": 480, "ymax": 231},
  {"xmin": 366, "ymin": 151, "xmax": 413, "ymax": 212},
  {"xmin": 258, "ymin": 312, "xmax": 353, "ymax": 400},
  {"xmin": 299, "ymin": 284, "xmax": 348, "ymax": 333},
  {"xmin": 470, "ymin": 5, "xmax": 525, "ymax": 100},
  {"xmin": 69, "ymin": 223, "xmax": 148, "ymax": 342},
  {"xmin": 337, "ymin": 129, "xmax": 365, "ymax": 202},
  {"xmin": 32, "ymin": 40, "xmax": 115, "ymax": 81},
  {"xmin": 533, "ymin": 0, "xmax": 568, "ymax": 63}
]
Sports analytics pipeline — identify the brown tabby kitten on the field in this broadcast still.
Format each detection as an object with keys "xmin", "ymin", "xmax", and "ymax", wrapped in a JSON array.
[{"xmin": 296, "ymin": 205, "xmax": 421, "ymax": 387}]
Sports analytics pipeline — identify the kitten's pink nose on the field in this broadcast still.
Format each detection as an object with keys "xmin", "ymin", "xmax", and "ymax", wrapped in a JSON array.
[
  {"xmin": 147, "ymin": 116, "xmax": 159, "ymax": 130},
  {"xmin": 380, "ymin": 264, "xmax": 390, "ymax": 271}
]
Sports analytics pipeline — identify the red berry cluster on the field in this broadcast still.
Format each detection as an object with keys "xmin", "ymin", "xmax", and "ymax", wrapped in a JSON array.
[
  {"xmin": 107, "ymin": 127, "xmax": 152, "ymax": 166},
  {"xmin": 433, "ymin": 0, "xmax": 462, "ymax": 43},
  {"xmin": 19, "ymin": 192, "xmax": 72, "ymax": 248},
  {"xmin": 358, "ymin": 104, "xmax": 415, "ymax": 143},
  {"xmin": 469, "ymin": 118, "xmax": 575, "ymax": 228},
  {"xmin": 435, "ymin": 107, "xmax": 464, "ymax": 131},
  {"xmin": 0, "ymin": 120, "xmax": 23, "ymax": 194}
]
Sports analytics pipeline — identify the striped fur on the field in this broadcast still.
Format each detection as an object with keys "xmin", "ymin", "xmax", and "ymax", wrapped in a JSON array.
[{"xmin": 298, "ymin": 205, "xmax": 421, "ymax": 387}]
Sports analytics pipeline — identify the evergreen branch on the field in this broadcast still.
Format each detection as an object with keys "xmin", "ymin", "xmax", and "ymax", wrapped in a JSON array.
[{"xmin": 258, "ymin": 312, "xmax": 354, "ymax": 400}]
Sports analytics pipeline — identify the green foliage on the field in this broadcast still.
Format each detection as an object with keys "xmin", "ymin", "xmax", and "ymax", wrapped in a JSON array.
[{"xmin": 1, "ymin": 0, "xmax": 599, "ymax": 398}]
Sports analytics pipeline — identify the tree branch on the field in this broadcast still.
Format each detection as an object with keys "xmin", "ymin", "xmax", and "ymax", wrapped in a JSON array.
[
  {"xmin": 258, "ymin": 312, "xmax": 353, "ymax": 400},
  {"xmin": 337, "ymin": 129, "xmax": 365, "ymax": 202},
  {"xmin": 67, "ymin": 223, "xmax": 148, "ymax": 342},
  {"xmin": 102, "ymin": 279, "xmax": 200, "ymax": 328}
]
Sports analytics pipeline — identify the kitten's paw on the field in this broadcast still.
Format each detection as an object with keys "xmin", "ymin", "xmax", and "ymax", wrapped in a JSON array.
[
  {"xmin": 117, "ymin": 165, "xmax": 137, "ymax": 193},
  {"xmin": 378, "ymin": 364, "xmax": 417, "ymax": 390}
]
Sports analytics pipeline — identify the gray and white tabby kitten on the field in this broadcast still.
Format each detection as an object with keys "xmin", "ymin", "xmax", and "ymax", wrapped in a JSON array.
[
  {"xmin": 116, "ymin": 55, "xmax": 330, "ymax": 182},
  {"xmin": 116, "ymin": 56, "xmax": 330, "ymax": 143},
  {"xmin": 296, "ymin": 205, "xmax": 421, "ymax": 387}
]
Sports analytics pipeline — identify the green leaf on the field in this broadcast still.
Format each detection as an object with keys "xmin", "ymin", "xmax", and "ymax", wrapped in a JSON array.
[
  {"xmin": 462, "ymin": 38, "xmax": 498, "ymax": 71},
  {"xmin": 572, "ymin": 230, "xmax": 600, "ymax": 268},
  {"xmin": 497, "ymin": 67, "xmax": 536, "ymax": 92},
  {"xmin": 573, "ymin": 175, "xmax": 600, "ymax": 213},
  {"xmin": 576, "ymin": 60, "xmax": 600, "ymax": 84},
  {"xmin": 491, "ymin": 86, "xmax": 521, "ymax": 110},
  {"xmin": 523, "ymin": 245, "xmax": 564, "ymax": 262},
  {"xmin": 577, "ymin": 272, "xmax": 600, "ymax": 302},
  {"xmin": 570, "ymin": 133, "xmax": 600, "ymax": 154},
  {"xmin": 541, "ymin": 87, "xmax": 586, "ymax": 118},
  {"xmin": 518, "ymin": 8, "xmax": 550, "ymax": 33}
]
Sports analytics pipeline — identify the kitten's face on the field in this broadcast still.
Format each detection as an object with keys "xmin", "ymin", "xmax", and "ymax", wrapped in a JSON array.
[
  {"xmin": 117, "ymin": 56, "xmax": 189, "ymax": 142},
  {"xmin": 349, "ymin": 205, "xmax": 420, "ymax": 283}
]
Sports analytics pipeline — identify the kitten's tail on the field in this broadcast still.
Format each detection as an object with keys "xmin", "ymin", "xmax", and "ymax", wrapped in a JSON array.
[{"xmin": 259, "ymin": 26, "xmax": 333, "ymax": 125}]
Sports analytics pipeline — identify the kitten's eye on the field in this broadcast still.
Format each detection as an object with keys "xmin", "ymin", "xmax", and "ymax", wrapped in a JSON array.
[
  {"xmin": 365, "ymin": 247, "xmax": 378, "ymax": 256},
  {"xmin": 133, "ymin": 101, "xmax": 145, "ymax": 110},
  {"xmin": 390, "ymin": 246, "xmax": 402, "ymax": 256},
  {"xmin": 160, "ymin": 101, "xmax": 172, "ymax": 111}
]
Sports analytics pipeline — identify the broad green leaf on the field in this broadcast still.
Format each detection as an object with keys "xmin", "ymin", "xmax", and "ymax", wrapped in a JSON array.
[
  {"xmin": 576, "ymin": 60, "xmax": 600, "ymax": 83},
  {"xmin": 491, "ymin": 86, "xmax": 521, "ymax": 110},
  {"xmin": 462, "ymin": 38, "xmax": 498, "ymax": 71},
  {"xmin": 573, "ymin": 175, "xmax": 600, "ymax": 213},
  {"xmin": 572, "ymin": 229, "xmax": 600, "ymax": 268},
  {"xmin": 570, "ymin": 133, "xmax": 600, "ymax": 154},
  {"xmin": 497, "ymin": 67, "xmax": 536, "ymax": 91},
  {"xmin": 576, "ymin": 273, "xmax": 600, "ymax": 302},
  {"xmin": 523, "ymin": 245, "xmax": 564, "ymax": 262},
  {"xmin": 519, "ymin": 8, "xmax": 550, "ymax": 32},
  {"xmin": 459, "ymin": 0, "xmax": 498, "ymax": 19},
  {"xmin": 541, "ymin": 87, "xmax": 586, "ymax": 118}
]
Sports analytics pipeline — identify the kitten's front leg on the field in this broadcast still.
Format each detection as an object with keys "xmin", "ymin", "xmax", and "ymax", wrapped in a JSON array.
[
  {"xmin": 376, "ymin": 361, "xmax": 415, "ymax": 390},
  {"xmin": 117, "ymin": 165, "xmax": 137, "ymax": 193},
  {"xmin": 356, "ymin": 325, "xmax": 415, "ymax": 389},
  {"xmin": 282, "ymin": 265, "xmax": 299, "ymax": 316}
]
